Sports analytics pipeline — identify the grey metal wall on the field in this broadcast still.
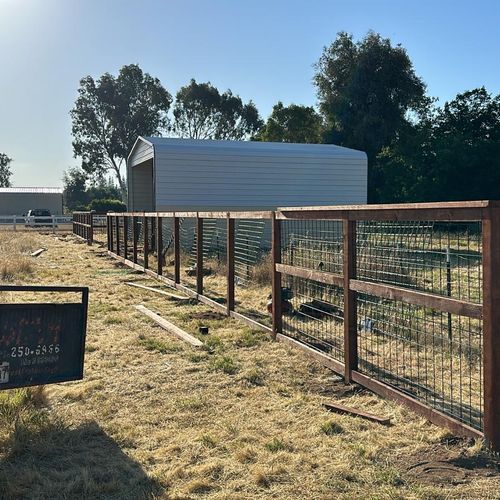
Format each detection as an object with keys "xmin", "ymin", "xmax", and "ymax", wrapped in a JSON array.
[
  {"xmin": 0, "ymin": 193, "xmax": 63, "ymax": 215},
  {"xmin": 128, "ymin": 137, "xmax": 368, "ymax": 212}
]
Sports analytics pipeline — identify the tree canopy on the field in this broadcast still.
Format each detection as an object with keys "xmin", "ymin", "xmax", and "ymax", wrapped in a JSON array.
[
  {"xmin": 255, "ymin": 102, "xmax": 323, "ymax": 143},
  {"xmin": 375, "ymin": 88, "xmax": 500, "ymax": 203},
  {"xmin": 0, "ymin": 153, "xmax": 13, "ymax": 187},
  {"xmin": 314, "ymin": 31, "xmax": 428, "ymax": 200},
  {"xmin": 70, "ymin": 64, "xmax": 172, "ymax": 199},
  {"xmin": 172, "ymin": 79, "xmax": 263, "ymax": 140},
  {"xmin": 63, "ymin": 167, "xmax": 123, "ymax": 212}
]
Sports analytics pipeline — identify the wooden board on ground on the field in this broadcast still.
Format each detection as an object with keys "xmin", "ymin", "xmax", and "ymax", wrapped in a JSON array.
[
  {"xmin": 126, "ymin": 282, "xmax": 190, "ymax": 301},
  {"xmin": 30, "ymin": 248, "xmax": 46, "ymax": 257},
  {"xmin": 323, "ymin": 401, "xmax": 391, "ymax": 426},
  {"xmin": 135, "ymin": 305, "xmax": 203, "ymax": 347}
]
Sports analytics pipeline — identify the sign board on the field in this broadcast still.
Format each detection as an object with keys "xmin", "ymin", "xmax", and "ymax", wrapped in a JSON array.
[{"xmin": 0, "ymin": 286, "xmax": 88, "ymax": 390}]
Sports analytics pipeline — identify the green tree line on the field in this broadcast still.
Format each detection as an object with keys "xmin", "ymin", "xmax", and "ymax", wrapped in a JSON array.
[{"xmin": 68, "ymin": 31, "xmax": 500, "ymax": 207}]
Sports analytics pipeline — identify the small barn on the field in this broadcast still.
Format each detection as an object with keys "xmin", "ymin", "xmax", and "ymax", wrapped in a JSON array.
[
  {"xmin": 127, "ymin": 137, "xmax": 367, "ymax": 211},
  {"xmin": 0, "ymin": 187, "xmax": 64, "ymax": 215}
]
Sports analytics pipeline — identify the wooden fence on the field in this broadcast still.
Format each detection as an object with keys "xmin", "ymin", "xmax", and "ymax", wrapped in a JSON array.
[{"xmin": 75, "ymin": 201, "xmax": 500, "ymax": 451}]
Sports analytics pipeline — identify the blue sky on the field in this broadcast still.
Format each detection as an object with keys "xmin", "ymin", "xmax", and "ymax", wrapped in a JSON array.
[{"xmin": 1, "ymin": 0, "xmax": 499, "ymax": 187}]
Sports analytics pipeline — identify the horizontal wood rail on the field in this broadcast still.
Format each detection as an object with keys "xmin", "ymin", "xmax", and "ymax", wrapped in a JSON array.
[
  {"xmin": 107, "ymin": 210, "xmax": 273, "ymax": 220},
  {"xmin": 276, "ymin": 200, "xmax": 498, "ymax": 221},
  {"xmin": 350, "ymin": 279, "xmax": 483, "ymax": 319},
  {"xmin": 276, "ymin": 263, "xmax": 343, "ymax": 287},
  {"xmin": 276, "ymin": 264, "xmax": 481, "ymax": 319}
]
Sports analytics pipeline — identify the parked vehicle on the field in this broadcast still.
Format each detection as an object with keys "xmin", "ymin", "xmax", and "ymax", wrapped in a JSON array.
[{"xmin": 24, "ymin": 209, "xmax": 56, "ymax": 227}]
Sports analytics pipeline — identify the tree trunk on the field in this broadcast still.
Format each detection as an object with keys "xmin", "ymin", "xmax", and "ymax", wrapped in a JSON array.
[{"xmin": 110, "ymin": 157, "xmax": 128, "ymax": 205}]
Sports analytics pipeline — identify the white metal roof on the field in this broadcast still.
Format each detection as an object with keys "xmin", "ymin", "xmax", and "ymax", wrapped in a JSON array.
[
  {"xmin": 128, "ymin": 136, "xmax": 367, "ymax": 166},
  {"xmin": 0, "ymin": 187, "xmax": 63, "ymax": 194}
]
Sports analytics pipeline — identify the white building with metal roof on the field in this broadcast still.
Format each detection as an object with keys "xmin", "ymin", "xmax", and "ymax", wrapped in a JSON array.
[
  {"xmin": 127, "ymin": 136, "xmax": 367, "ymax": 211},
  {"xmin": 0, "ymin": 187, "xmax": 64, "ymax": 215}
]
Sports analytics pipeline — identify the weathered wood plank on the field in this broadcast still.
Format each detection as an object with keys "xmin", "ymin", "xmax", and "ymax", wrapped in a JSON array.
[
  {"xmin": 30, "ymin": 248, "xmax": 46, "ymax": 257},
  {"xmin": 125, "ymin": 282, "xmax": 190, "ymax": 301},
  {"xmin": 275, "ymin": 263, "xmax": 343, "ymax": 287},
  {"xmin": 323, "ymin": 401, "xmax": 391, "ymax": 425},
  {"xmin": 349, "ymin": 279, "xmax": 482, "ymax": 319},
  {"xmin": 135, "ymin": 305, "xmax": 203, "ymax": 347}
]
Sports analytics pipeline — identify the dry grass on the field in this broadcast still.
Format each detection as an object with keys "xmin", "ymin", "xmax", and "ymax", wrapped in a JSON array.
[
  {"xmin": 0, "ymin": 232, "xmax": 38, "ymax": 281},
  {"xmin": 0, "ymin": 232, "xmax": 499, "ymax": 499}
]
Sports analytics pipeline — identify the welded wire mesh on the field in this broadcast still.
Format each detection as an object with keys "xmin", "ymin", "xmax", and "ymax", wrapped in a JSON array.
[
  {"xmin": 91, "ymin": 214, "xmax": 107, "ymax": 244},
  {"xmin": 234, "ymin": 219, "xmax": 272, "ymax": 326},
  {"xmin": 282, "ymin": 275, "xmax": 344, "ymax": 361},
  {"xmin": 278, "ymin": 216, "xmax": 483, "ymax": 431},
  {"xmin": 357, "ymin": 221, "xmax": 482, "ymax": 303},
  {"xmin": 180, "ymin": 217, "xmax": 197, "ymax": 290},
  {"xmin": 201, "ymin": 219, "xmax": 227, "ymax": 304},
  {"xmin": 357, "ymin": 293, "xmax": 483, "ymax": 430},
  {"xmin": 280, "ymin": 219, "xmax": 343, "ymax": 273}
]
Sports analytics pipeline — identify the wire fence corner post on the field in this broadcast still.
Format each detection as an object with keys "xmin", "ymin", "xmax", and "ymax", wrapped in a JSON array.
[
  {"xmin": 227, "ymin": 213, "xmax": 235, "ymax": 316},
  {"xmin": 196, "ymin": 215, "xmax": 204, "ymax": 295},
  {"xmin": 343, "ymin": 218, "xmax": 358, "ymax": 383},
  {"xmin": 482, "ymin": 204, "xmax": 500, "ymax": 452},
  {"xmin": 272, "ymin": 211, "xmax": 282, "ymax": 339}
]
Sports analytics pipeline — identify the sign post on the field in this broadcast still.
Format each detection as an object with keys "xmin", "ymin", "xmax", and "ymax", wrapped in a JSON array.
[{"xmin": 0, "ymin": 285, "xmax": 89, "ymax": 390}]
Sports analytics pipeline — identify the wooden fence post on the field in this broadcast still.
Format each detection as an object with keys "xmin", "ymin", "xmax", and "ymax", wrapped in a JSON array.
[
  {"xmin": 482, "ymin": 204, "xmax": 500, "ymax": 452},
  {"xmin": 174, "ymin": 216, "xmax": 180, "ymax": 283},
  {"xmin": 343, "ymin": 219, "xmax": 358, "ymax": 383},
  {"xmin": 143, "ymin": 216, "xmax": 149, "ymax": 270},
  {"xmin": 272, "ymin": 212, "xmax": 282, "ymax": 339},
  {"xmin": 115, "ymin": 216, "xmax": 120, "ymax": 257},
  {"xmin": 227, "ymin": 214, "xmax": 235, "ymax": 316},
  {"xmin": 196, "ymin": 216, "xmax": 204, "ymax": 295},
  {"xmin": 88, "ymin": 211, "xmax": 94, "ymax": 245},
  {"xmin": 106, "ymin": 215, "xmax": 111, "ymax": 251},
  {"xmin": 132, "ymin": 216, "xmax": 138, "ymax": 264},
  {"xmin": 123, "ymin": 216, "xmax": 128, "ymax": 260},
  {"xmin": 156, "ymin": 215, "xmax": 163, "ymax": 276}
]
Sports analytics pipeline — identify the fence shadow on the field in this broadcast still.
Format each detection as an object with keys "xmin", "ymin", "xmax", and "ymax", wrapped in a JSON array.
[{"xmin": 0, "ymin": 420, "xmax": 161, "ymax": 499}]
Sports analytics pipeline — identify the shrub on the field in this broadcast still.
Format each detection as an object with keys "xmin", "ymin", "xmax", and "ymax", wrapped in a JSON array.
[{"xmin": 88, "ymin": 198, "xmax": 126, "ymax": 213}]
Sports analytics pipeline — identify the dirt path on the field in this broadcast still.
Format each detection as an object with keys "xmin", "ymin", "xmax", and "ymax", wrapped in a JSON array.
[{"xmin": 0, "ymin": 233, "xmax": 499, "ymax": 499}]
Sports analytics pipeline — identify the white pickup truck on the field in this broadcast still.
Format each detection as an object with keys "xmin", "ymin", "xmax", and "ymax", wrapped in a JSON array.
[{"xmin": 24, "ymin": 209, "xmax": 56, "ymax": 228}]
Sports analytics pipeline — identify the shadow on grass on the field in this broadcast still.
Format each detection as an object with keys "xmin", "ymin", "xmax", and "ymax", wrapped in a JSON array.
[{"xmin": 0, "ymin": 420, "xmax": 161, "ymax": 499}]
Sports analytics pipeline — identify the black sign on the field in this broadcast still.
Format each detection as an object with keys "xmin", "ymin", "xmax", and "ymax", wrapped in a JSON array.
[{"xmin": 0, "ymin": 286, "xmax": 88, "ymax": 390}]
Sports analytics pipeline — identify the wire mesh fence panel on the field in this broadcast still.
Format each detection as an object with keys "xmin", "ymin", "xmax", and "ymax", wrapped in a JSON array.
[
  {"xmin": 234, "ymin": 218, "xmax": 272, "ymax": 326},
  {"xmin": 159, "ymin": 217, "xmax": 174, "ymax": 279},
  {"xmin": 279, "ymin": 219, "xmax": 344, "ymax": 361},
  {"xmin": 357, "ymin": 293, "xmax": 483, "ymax": 430},
  {"xmin": 357, "ymin": 221, "xmax": 482, "ymax": 303},
  {"xmin": 201, "ymin": 218, "xmax": 227, "ymax": 305},
  {"xmin": 281, "ymin": 219, "xmax": 343, "ymax": 274},
  {"xmin": 180, "ymin": 217, "xmax": 197, "ymax": 291},
  {"xmin": 92, "ymin": 214, "xmax": 107, "ymax": 244},
  {"xmin": 135, "ymin": 218, "xmax": 145, "ymax": 267},
  {"xmin": 282, "ymin": 275, "xmax": 344, "ymax": 362}
]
